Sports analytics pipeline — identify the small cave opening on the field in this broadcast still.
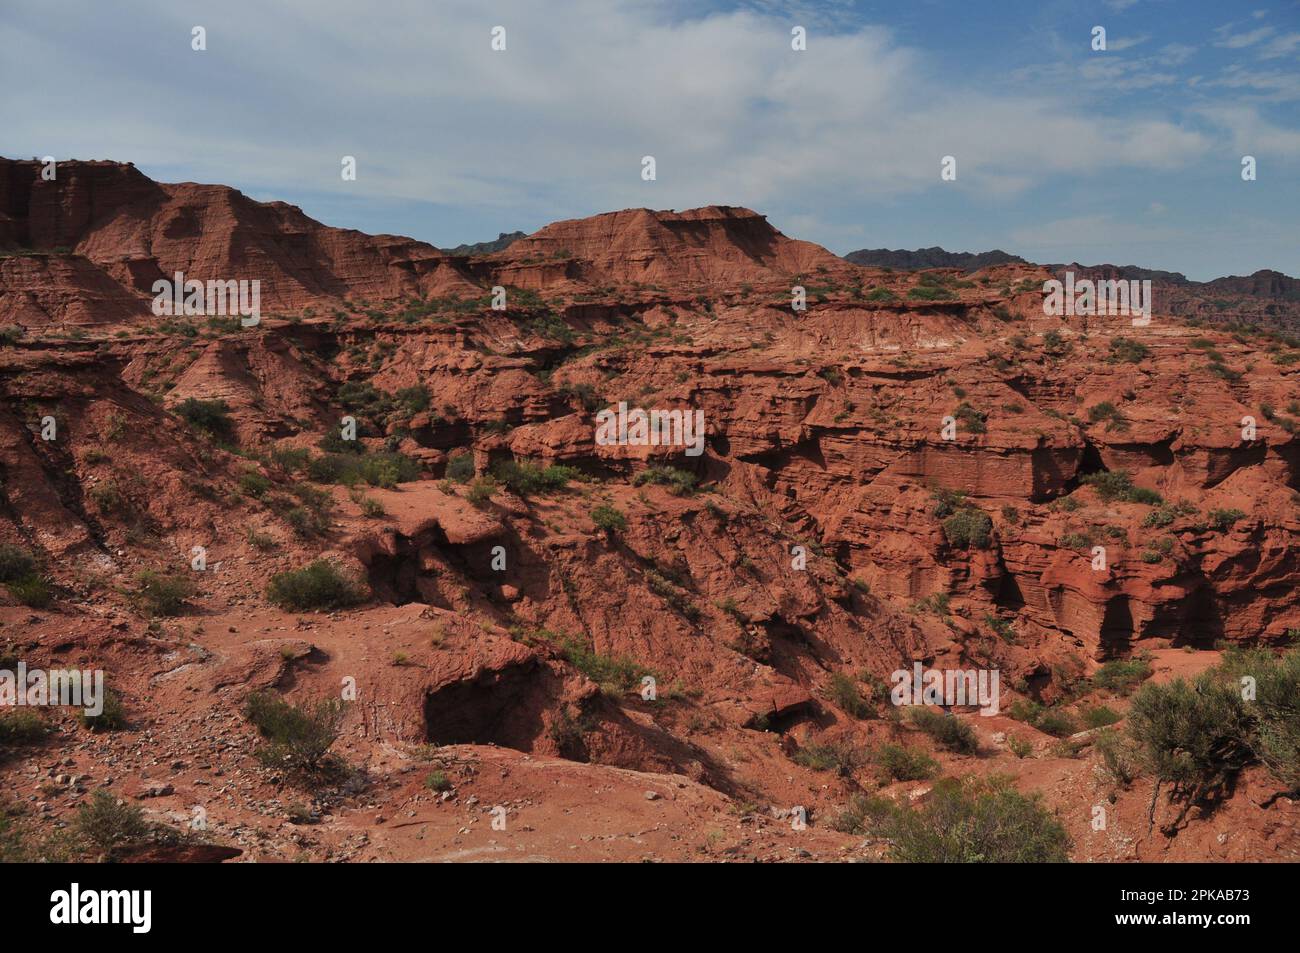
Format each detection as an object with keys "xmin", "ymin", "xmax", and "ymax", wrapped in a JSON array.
[
  {"xmin": 994, "ymin": 571, "xmax": 1027, "ymax": 611},
  {"xmin": 423, "ymin": 660, "xmax": 554, "ymax": 751},
  {"xmin": 1066, "ymin": 439, "xmax": 1108, "ymax": 492},
  {"xmin": 1098, "ymin": 595, "xmax": 1135, "ymax": 657}
]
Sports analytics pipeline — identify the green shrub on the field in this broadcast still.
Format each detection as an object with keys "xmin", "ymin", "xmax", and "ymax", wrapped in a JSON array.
[
  {"xmin": 424, "ymin": 770, "xmax": 452, "ymax": 792},
  {"xmin": 0, "ymin": 544, "xmax": 36, "ymax": 583},
  {"xmin": 1092, "ymin": 658, "xmax": 1152, "ymax": 695},
  {"xmin": 77, "ymin": 790, "xmax": 150, "ymax": 861},
  {"xmin": 134, "ymin": 570, "xmax": 194, "ymax": 617},
  {"xmin": 175, "ymin": 398, "xmax": 234, "ymax": 439},
  {"xmin": 237, "ymin": 469, "xmax": 272, "ymax": 498},
  {"xmin": 1208, "ymin": 508, "xmax": 1246, "ymax": 531},
  {"xmin": 591, "ymin": 504, "xmax": 627, "ymax": 533},
  {"xmin": 446, "ymin": 452, "xmax": 475, "ymax": 483},
  {"xmin": 307, "ymin": 451, "xmax": 420, "ymax": 488},
  {"xmin": 1107, "ymin": 337, "xmax": 1150, "ymax": 363},
  {"xmin": 843, "ymin": 776, "xmax": 1070, "ymax": 862},
  {"xmin": 793, "ymin": 740, "xmax": 865, "ymax": 777},
  {"xmin": 493, "ymin": 460, "xmax": 578, "ymax": 497},
  {"xmin": 0, "ymin": 710, "xmax": 47, "ymax": 747},
  {"xmin": 1081, "ymin": 470, "xmax": 1160, "ymax": 504},
  {"xmin": 829, "ymin": 672, "xmax": 873, "ymax": 719},
  {"xmin": 81, "ymin": 688, "xmax": 129, "ymax": 733},
  {"xmin": 5, "ymin": 574, "xmax": 51, "ymax": 608},
  {"xmin": 874, "ymin": 743, "xmax": 938, "ymax": 781},
  {"xmin": 553, "ymin": 634, "xmax": 649, "ymax": 695},
  {"xmin": 910, "ymin": 707, "xmax": 978, "ymax": 753},
  {"xmin": 953, "ymin": 402, "xmax": 987, "ymax": 434},
  {"xmin": 1081, "ymin": 705, "xmax": 1122, "ymax": 729},
  {"xmin": 942, "ymin": 507, "xmax": 993, "ymax": 548},
  {"xmin": 1007, "ymin": 735, "xmax": 1033, "ymax": 759},
  {"xmin": 1094, "ymin": 727, "xmax": 1139, "ymax": 787},
  {"xmin": 245, "ymin": 692, "xmax": 346, "ymax": 779},
  {"xmin": 1127, "ymin": 675, "xmax": 1254, "ymax": 827},
  {"xmin": 632, "ymin": 466, "xmax": 697, "ymax": 495},
  {"xmin": 466, "ymin": 476, "xmax": 497, "ymax": 507},
  {"xmin": 267, "ymin": 560, "xmax": 366, "ymax": 611},
  {"xmin": 1007, "ymin": 698, "xmax": 1076, "ymax": 737}
]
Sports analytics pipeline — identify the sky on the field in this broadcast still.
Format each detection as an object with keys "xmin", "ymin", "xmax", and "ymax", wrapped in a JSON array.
[{"xmin": 2, "ymin": 0, "xmax": 1297, "ymax": 280}]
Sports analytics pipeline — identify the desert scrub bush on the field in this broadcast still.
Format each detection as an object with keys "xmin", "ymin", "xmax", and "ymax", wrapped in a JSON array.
[
  {"xmin": 908, "ymin": 284, "xmax": 956, "ymax": 301},
  {"xmin": 874, "ymin": 743, "xmax": 938, "ymax": 781},
  {"xmin": 841, "ymin": 776, "xmax": 1071, "ymax": 862},
  {"xmin": 465, "ymin": 475, "xmax": 497, "ymax": 507},
  {"xmin": 1207, "ymin": 508, "xmax": 1246, "ymax": 531},
  {"xmin": 793, "ymin": 740, "xmax": 865, "ymax": 777},
  {"xmin": 865, "ymin": 287, "xmax": 897, "ymax": 302},
  {"xmin": 80, "ymin": 686, "xmax": 129, "ymax": 733},
  {"xmin": 1085, "ymin": 401, "xmax": 1129, "ymax": 432},
  {"xmin": 983, "ymin": 613, "xmax": 1017, "ymax": 643},
  {"xmin": 909, "ymin": 707, "xmax": 978, "ymax": 753},
  {"xmin": 590, "ymin": 503, "xmax": 627, "ymax": 533},
  {"xmin": 941, "ymin": 507, "xmax": 993, "ymax": 549},
  {"xmin": 492, "ymin": 460, "xmax": 579, "ymax": 497},
  {"xmin": 424, "ymin": 770, "xmax": 452, "ymax": 792},
  {"xmin": 445, "ymin": 451, "xmax": 475, "ymax": 482},
  {"xmin": 2, "ymin": 555, "xmax": 51, "ymax": 607},
  {"xmin": 76, "ymin": 790, "xmax": 150, "ymax": 861},
  {"xmin": 269, "ymin": 445, "xmax": 311, "ymax": 473},
  {"xmin": 1094, "ymin": 727, "xmax": 1140, "ymax": 787},
  {"xmin": 1091, "ymin": 658, "xmax": 1152, "ymax": 695},
  {"xmin": 0, "ymin": 710, "xmax": 47, "ymax": 749},
  {"xmin": 1081, "ymin": 470, "xmax": 1160, "ymax": 505},
  {"xmin": 553, "ymin": 634, "xmax": 650, "ymax": 695},
  {"xmin": 952, "ymin": 401, "xmax": 987, "ymax": 434},
  {"xmin": 1081, "ymin": 705, "xmax": 1122, "ymax": 729},
  {"xmin": 1006, "ymin": 734, "xmax": 1033, "ymax": 759},
  {"xmin": 828, "ymin": 672, "xmax": 874, "ymax": 719},
  {"xmin": 359, "ymin": 496, "xmax": 386, "ymax": 518},
  {"xmin": 1127, "ymin": 675, "xmax": 1255, "ymax": 830},
  {"xmin": 237, "ymin": 467, "xmax": 272, "ymax": 498},
  {"xmin": 307, "ymin": 451, "xmax": 419, "ymax": 488},
  {"xmin": 134, "ymin": 569, "xmax": 195, "ymax": 617},
  {"xmin": 1007, "ymin": 698, "xmax": 1077, "ymax": 738},
  {"xmin": 245, "ymin": 691, "xmax": 347, "ymax": 780},
  {"xmin": 0, "ymin": 544, "xmax": 36, "ymax": 583},
  {"xmin": 632, "ymin": 465, "xmax": 697, "ymax": 495},
  {"xmin": 1107, "ymin": 337, "xmax": 1150, "ymax": 363},
  {"xmin": 1216, "ymin": 647, "xmax": 1300, "ymax": 794},
  {"xmin": 88, "ymin": 481, "xmax": 125, "ymax": 513},
  {"xmin": 175, "ymin": 397, "xmax": 234, "ymax": 440},
  {"xmin": 266, "ymin": 559, "xmax": 366, "ymax": 611}
]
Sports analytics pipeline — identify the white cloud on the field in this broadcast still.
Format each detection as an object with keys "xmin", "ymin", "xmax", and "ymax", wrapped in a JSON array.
[
  {"xmin": 1213, "ymin": 25, "xmax": 1275, "ymax": 49},
  {"xmin": 0, "ymin": 0, "xmax": 1216, "ymax": 226}
]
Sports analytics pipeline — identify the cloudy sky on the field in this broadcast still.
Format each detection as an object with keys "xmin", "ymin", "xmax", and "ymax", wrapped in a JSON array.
[{"xmin": 3, "ymin": 0, "xmax": 1297, "ymax": 279}]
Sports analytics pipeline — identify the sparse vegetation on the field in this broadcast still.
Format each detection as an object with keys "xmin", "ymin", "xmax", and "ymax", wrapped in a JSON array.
[
  {"xmin": 266, "ymin": 560, "xmax": 366, "ymax": 611},
  {"xmin": 909, "ymin": 707, "xmax": 978, "ymax": 753},
  {"xmin": 835, "ymin": 776, "xmax": 1070, "ymax": 862},
  {"xmin": 245, "ymin": 691, "xmax": 347, "ymax": 781}
]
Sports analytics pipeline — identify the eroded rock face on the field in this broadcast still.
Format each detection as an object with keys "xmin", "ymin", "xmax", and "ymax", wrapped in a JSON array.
[{"xmin": 1, "ymin": 160, "xmax": 1296, "ymax": 862}]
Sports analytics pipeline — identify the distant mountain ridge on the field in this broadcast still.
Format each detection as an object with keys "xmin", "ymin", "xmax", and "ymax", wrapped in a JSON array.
[
  {"xmin": 841, "ymin": 243, "xmax": 1300, "ymax": 327},
  {"xmin": 843, "ymin": 246, "xmax": 1026, "ymax": 271},
  {"xmin": 440, "ymin": 231, "xmax": 527, "ymax": 257}
]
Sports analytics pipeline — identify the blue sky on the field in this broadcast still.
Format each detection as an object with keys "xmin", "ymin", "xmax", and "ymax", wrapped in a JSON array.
[{"xmin": 3, "ymin": 0, "xmax": 1297, "ymax": 279}]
